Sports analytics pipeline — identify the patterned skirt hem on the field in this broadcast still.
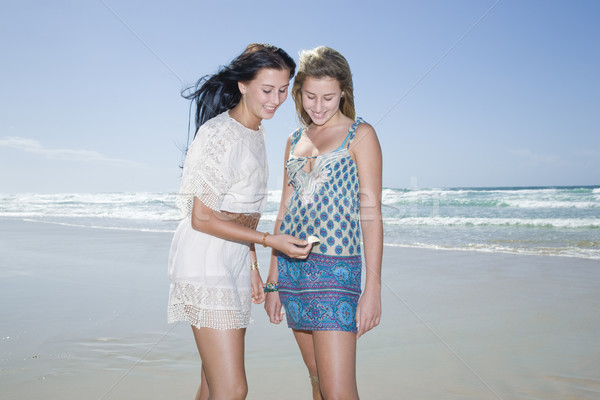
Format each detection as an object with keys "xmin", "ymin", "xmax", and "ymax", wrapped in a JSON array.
[{"xmin": 286, "ymin": 324, "xmax": 358, "ymax": 333}]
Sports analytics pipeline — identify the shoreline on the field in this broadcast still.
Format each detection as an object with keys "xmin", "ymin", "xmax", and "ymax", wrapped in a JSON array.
[
  {"xmin": 1, "ymin": 219, "xmax": 599, "ymax": 399},
  {"xmin": 3, "ymin": 216, "xmax": 598, "ymax": 261}
]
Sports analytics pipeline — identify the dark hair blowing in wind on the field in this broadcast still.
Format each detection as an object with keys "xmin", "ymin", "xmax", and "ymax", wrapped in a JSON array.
[{"xmin": 182, "ymin": 44, "xmax": 296, "ymax": 136}]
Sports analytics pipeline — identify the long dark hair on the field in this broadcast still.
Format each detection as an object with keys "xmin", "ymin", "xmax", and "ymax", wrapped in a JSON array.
[{"xmin": 182, "ymin": 43, "xmax": 296, "ymax": 136}]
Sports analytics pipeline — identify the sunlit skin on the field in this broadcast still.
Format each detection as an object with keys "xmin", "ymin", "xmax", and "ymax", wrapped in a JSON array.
[
  {"xmin": 301, "ymin": 76, "xmax": 344, "ymax": 128},
  {"xmin": 229, "ymin": 68, "xmax": 291, "ymax": 130}
]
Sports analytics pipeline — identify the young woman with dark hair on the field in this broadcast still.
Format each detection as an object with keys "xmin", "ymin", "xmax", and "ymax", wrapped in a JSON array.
[{"xmin": 168, "ymin": 43, "xmax": 311, "ymax": 400}]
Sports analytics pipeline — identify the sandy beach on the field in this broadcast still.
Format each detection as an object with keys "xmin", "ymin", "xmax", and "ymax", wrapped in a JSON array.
[{"xmin": 1, "ymin": 218, "xmax": 599, "ymax": 399}]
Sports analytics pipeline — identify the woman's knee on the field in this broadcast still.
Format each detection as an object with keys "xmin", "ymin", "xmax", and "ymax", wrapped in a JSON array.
[
  {"xmin": 319, "ymin": 379, "xmax": 358, "ymax": 400},
  {"xmin": 231, "ymin": 382, "xmax": 249, "ymax": 400},
  {"xmin": 305, "ymin": 359, "xmax": 319, "ymax": 376},
  {"xmin": 320, "ymin": 388, "xmax": 358, "ymax": 400},
  {"xmin": 211, "ymin": 381, "xmax": 248, "ymax": 400}
]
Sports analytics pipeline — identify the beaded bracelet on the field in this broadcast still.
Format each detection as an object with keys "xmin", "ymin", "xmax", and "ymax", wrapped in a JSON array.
[
  {"xmin": 250, "ymin": 261, "xmax": 259, "ymax": 271},
  {"xmin": 264, "ymin": 281, "xmax": 278, "ymax": 293},
  {"xmin": 261, "ymin": 232, "xmax": 269, "ymax": 248}
]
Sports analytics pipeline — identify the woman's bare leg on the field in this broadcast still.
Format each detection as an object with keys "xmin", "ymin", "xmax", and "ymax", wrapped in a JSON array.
[
  {"xmin": 191, "ymin": 326, "xmax": 248, "ymax": 400},
  {"xmin": 312, "ymin": 330, "xmax": 358, "ymax": 400},
  {"xmin": 292, "ymin": 329, "xmax": 322, "ymax": 400},
  {"xmin": 195, "ymin": 365, "xmax": 209, "ymax": 400}
]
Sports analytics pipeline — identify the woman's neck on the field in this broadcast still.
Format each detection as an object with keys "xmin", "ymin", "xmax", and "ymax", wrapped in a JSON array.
[{"xmin": 229, "ymin": 103, "xmax": 261, "ymax": 131}]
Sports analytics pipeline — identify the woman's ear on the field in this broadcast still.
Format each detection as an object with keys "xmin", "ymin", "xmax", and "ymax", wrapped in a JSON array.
[{"xmin": 238, "ymin": 81, "xmax": 247, "ymax": 95}]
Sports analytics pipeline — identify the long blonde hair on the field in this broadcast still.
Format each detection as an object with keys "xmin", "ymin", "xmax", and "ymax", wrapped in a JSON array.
[{"xmin": 291, "ymin": 46, "xmax": 355, "ymax": 126}]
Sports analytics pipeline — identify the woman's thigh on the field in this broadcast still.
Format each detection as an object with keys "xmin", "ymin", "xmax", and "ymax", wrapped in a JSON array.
[
  {"xmin": 313, "ymin": 330, "xmax": 358, "ymax": 399},
  {"xmin": 293, "ymin": 329, "xmax": 318, "ymax": 374},
  {"xmin": 192, "ymin": 326, "xmax": 247, "ymax": 398}
]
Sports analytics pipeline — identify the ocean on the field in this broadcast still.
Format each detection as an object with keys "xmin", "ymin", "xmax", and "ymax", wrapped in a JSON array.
[{"xmin": 1, "ymin": 186, "xmax": 599, "ymax": 260}]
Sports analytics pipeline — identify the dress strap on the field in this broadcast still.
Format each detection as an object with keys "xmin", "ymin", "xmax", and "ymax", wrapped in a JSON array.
[
  {"xmin": 289, "ymin": 127, "xmax": 305, "ymax": 154},
  {"xmin": 340, "ymin": 117, "xmax": 365, "ymax": 149}
]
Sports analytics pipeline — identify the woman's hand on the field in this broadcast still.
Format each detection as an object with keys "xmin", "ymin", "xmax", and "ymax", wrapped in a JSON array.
[
  {"xmin": 251, "ymin": 270, "xmax": 265, "ymax": 304},
  {"xmin": 264, "ymin": 291, "xmax": 285, "ymax": 324},
  {"xmin": 266, "ymin": 233, "xmax": 311, "ymax": 259},
  {"xmin": 356, "ymin": 289, "xmax": 381, "ymax": 338}
]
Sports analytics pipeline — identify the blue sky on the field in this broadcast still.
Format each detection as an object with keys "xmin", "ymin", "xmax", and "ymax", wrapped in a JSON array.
[{"xmin": 1, "ymin": 0, "xmax": 598, "ymax": 193}]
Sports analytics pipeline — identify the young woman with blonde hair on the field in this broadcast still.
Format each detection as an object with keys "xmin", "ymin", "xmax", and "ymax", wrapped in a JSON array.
[{"xmin": 265, "ymin": 46, "xmax": 383, "ymax": 399}]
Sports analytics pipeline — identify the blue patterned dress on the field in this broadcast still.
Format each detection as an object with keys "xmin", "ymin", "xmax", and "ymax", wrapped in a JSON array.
[{"xmin": 278, "ymin": 118, "xmax": 365, "ymax": 332}]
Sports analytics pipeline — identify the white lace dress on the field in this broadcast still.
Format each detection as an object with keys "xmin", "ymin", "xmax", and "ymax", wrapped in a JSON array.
[{"xmin": 168, "ymin": 111, "xmax": 268, "ymax": 330}]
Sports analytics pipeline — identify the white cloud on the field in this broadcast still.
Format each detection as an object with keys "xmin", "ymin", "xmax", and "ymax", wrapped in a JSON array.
[{"xmin": 0, "ymin": 136, "xmax": 144, "ymax": 167}]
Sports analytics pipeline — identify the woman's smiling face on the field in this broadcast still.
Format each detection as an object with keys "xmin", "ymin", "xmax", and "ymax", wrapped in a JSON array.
[
  {"xmin": 300, "ymin": 76, "xmax": 343, "ymax": 126},
  {"xmin": 240, "ymin": 67, "xmax": 291, "ymax": 125}
]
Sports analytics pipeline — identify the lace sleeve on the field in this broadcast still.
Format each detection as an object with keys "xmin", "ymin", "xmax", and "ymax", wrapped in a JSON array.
[{"xmin": 176, "ymin": 121, "xmax": 240, "ymax": 214}]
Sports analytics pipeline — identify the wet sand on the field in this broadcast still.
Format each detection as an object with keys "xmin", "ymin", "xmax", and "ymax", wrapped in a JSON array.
[{"xmin": 1, "ymin": 218, "xmax": 599, "ymax": 399}]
